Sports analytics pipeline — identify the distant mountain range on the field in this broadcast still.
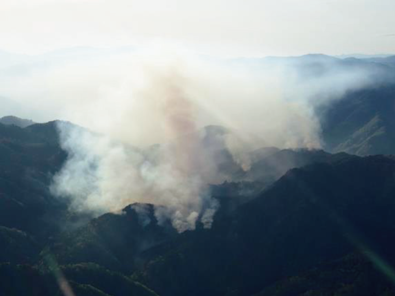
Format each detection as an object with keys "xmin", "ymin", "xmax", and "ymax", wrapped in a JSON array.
[{"xmin": 1, "ymin": 54, "xmax": 395, "ymax": 296}]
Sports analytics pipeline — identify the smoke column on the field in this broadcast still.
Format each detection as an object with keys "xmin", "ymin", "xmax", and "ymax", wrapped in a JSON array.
[{"xmin": 0, "ymin": 47, "xmax": 377, "ymax": 231}]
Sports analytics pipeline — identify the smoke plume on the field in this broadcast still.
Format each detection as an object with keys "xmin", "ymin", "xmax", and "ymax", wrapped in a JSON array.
[{"xmin": 0, "ymin": 47, "xmax": 380, "ymax": 231}]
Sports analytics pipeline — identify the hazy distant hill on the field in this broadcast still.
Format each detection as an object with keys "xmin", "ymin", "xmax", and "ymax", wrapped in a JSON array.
[
  {"xmin": 0, "ymin": 115, "xmax": 35, "ymax": 128},
  {"xmin": 321, "ymin": 85, "xmax": 395, "ymax": 155}
]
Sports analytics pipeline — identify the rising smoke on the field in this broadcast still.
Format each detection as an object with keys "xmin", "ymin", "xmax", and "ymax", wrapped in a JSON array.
[{"xmin": 0, "ymin": 47, "xmax": 380, "ymax": 232}]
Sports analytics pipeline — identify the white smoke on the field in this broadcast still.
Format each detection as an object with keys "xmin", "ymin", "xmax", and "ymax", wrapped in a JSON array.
[
  {"xmin": 0, "ymin": 47, "xmax": 380, "ymax": 232},
  {"xmin": 51, "ymin": 118, "xmax": 219, "ymax": 232}
]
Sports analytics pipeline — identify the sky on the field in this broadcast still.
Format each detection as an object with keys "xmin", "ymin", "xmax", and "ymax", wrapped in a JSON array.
[{"xmin": 0, "ymin": 0, "xmax": 395, "ymax": 57}]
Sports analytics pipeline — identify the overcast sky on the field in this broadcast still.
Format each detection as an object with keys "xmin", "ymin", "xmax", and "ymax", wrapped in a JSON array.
[{"xmin": 0, "ymin": 0, "xmax": 394, "ymax": 57}]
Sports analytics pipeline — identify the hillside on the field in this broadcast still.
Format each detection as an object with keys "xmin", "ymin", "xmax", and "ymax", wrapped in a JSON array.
[
  {"xmin": 321, "ymin": 85, "xmax": 395, "ymax": 155},
  {"xmin": 133, "ymin": 155, "xmax": 395, "ymax": 296},
  {"xmin": 1, "ymin": 55, "xmax": 395, "ymax": 295},
  {"xmin": 1, "ymin": 114, "xmax": 395, "ymax": 295}
]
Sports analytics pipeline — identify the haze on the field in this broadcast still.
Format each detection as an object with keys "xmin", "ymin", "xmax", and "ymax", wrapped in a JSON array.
[{"xmin": 1, "ymin": 0, "xmax": 395, "ymax": 57}]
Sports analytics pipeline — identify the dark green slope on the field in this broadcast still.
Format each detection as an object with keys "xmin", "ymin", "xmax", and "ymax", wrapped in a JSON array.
[
  {"xmin": 61, "ymin": 263, "xmax": 158, "ymax": 296},
  {"xmin": 0, "ymin": 226, "xmax": 40, "ymax": 265},
  {"xmin": 243, "ymin": 148, "xmax": 349, "ymax": 183},
  {"xmin": 255, "ymin": 252, "xmax": 395, "ymax": 296},
  {"xmin": 0, "ymin": 262, "xmax": 158, "ymax": 296},
  {"xmin": 135, "ymin": 155, "xmax": 395, "ymax": 296},
  {"xmin": 48, "ymin": 204, "xmax": 178, "ymax": 272},
  {"xmin": 0, "ymin": 121, "xmax": 67, "ymax": 238}
]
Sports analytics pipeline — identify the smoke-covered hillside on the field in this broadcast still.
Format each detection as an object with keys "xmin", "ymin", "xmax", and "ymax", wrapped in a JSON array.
[{"xmin": 1, "ymin": 54, "xmax": 395, "ymax": 296}]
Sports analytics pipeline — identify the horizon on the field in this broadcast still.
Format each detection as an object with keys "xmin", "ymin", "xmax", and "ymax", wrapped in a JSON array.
[{"xmin": 0, "ymin": 45, "xmax": 394, "ymax": 59}]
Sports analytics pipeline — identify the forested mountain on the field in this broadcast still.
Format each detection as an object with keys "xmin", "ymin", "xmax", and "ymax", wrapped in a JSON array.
[{"xmin": 1, "ymin": 55, "xmax": 395, "ymax": 296}]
